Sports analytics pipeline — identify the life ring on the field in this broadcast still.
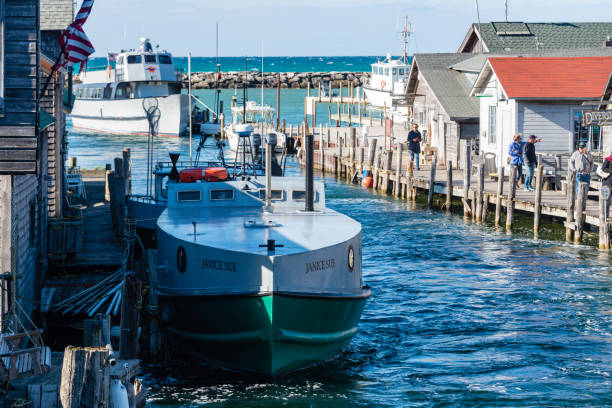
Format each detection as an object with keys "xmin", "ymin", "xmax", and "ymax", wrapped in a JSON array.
[{"xmin": 380, "ymin": 80, "xmax": 386, "ymax": 89}]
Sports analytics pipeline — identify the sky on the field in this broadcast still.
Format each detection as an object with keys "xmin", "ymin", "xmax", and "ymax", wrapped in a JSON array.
[{"xmin": 82, "ymin": 0, "xmax": 612, "ymax": 57}]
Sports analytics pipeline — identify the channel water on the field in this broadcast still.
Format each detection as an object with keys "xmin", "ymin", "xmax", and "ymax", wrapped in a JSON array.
[{"xmin": 68, "ymin": 90, "xmax": 612, "ymax": 407}]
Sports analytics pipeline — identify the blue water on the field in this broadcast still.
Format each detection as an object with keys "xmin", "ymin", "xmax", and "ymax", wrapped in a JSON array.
[
  {"xmin": 85, "ymin": 56, "xmax": 400, "ymax": 73},
  {"xmin": 67, "ymin": 101, "xmax": 612, "ymax": 407}
]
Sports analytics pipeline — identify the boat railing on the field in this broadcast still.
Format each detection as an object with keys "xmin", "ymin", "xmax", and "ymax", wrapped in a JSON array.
[{"xmin": 127, "ymin": 194, "xmax": 167, "ymax": 205}]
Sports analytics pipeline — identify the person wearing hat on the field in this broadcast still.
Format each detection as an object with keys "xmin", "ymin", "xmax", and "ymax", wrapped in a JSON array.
[
  {"xmin": 508, "ymin": 134, "xmax": 525, "ymax": 183},
  {"xmin": 524, "ymin": 135, "xmax": 540, "ymax": 192},
  {"xmin": 569, "ymin": 142, "xmax": 594, "ymax": 194},
  {"xmin": 599, "ymin": 151, "xmax": 612, "ymax": 218}
]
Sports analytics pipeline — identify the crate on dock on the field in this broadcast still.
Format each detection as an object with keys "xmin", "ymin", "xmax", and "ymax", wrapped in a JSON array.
[{"xmin": 48, "ymin": 218, "xmax": 84, "ymax": 254}]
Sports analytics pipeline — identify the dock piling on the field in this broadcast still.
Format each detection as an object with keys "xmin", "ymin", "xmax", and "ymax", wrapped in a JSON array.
[
  {"xmin": 565, "ymin": 170, "xmax": 576, "ymax": 242},
  {"xmin": 599, "ymin": 188, "xmax": 610, "ymax": 250},
  {"xmin": 463, "ymin": 144, "xmax": 471, "ymax": 217},
  {"xmin": 446, "ymin": 161, "xmax": 453, "ymax": 214},
  {"xmin": 394, "ymin": 143, "xmax": 403, "ymax": 198},
  {"xmin": 574, "ymin": 181, "xmax": 588, "ymax": 243},
  {"xmin": 476, "ymin": 164, "xmax": 484, "ymax": 223},
  {"xmin": 427, "ymin": 154, "xmax": 437, "ymax": 209},
  {"xmin": 494, "ymin": 167, "xmax": 504, "ymax": 227},
  {"xmin": 506, "ymin": 166, "xmax": 517, "ymax": 231},
  {"xmin": 534, "ymin": 164, "xmax": 544, "ymax": 238}
]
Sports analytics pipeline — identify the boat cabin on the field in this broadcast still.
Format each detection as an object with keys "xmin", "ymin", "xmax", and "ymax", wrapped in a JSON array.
[
  {"xmin": 166, "ymin": 177, "xmax": 325, "ymax": 211},
  {"xmin": 231, "ymin": 101, "xmax": 276, "ymax": 126},
  {"xmin": 370, "ymin": 59, "xmax": 409, "ymax": 92},
  {"xmin": 74, "ymin": 81, "xmax": 182, "ymax": 101}
]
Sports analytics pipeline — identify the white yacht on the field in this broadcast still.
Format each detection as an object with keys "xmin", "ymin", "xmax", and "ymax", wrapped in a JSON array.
[
  {"xmin": 363, "ymin": 18, "xmax": 412, "ymax": 123},
  {"xmin": 71, "ymin": 38, "xmax": 191, "ymax": 137}
]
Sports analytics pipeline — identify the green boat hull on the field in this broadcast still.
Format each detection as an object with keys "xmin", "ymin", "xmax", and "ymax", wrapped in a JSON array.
[{"xmin": 159, "ymin": 289, "xmax": 370, "ymax": 376}]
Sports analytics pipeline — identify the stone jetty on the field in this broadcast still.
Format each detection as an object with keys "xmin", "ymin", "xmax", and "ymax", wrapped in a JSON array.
[{"xmin": 184, "ymin": 71, "xmax": 370, "ymax": 89}]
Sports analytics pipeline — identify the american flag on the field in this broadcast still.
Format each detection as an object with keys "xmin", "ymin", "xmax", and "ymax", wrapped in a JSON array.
[{"xmin": 59, "ymin": 0, "xmax": 95, "ymax": 72}]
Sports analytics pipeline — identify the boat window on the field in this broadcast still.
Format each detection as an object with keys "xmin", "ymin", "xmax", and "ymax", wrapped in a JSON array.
[
  {"xmin": 177, "ymin": 190, "xmax": 201, "ymax": 202},
  {"xmin": 258, "ymin": 189, "xmax": 283, "ymax": 200},
  {"xmin": 399, "ymin": 68, "xmax": 404, "ymax": 75},
  {"xmin": 117, "ymin": 56, "xmax": 124, "ymax": 65},
  {"xmin": 144, "ymin": 55, "xmax": 156, "ymax": 63},
  {"xmin": 384, "ymin": 68, "xmax": 389, "ymax": 75},
  {"xmin": 392, "ymin": 68, "xmax": 397, "ymax": 75},
  {"xmin": 127, "ymin": 55, "xmax": 142, "ymax": 64},
  {"xmin": 103, "ymin": 85, "xmax": 112, "ymax": 99},
  {"xmin": 159, "ymin": 55, "xmax": 172, "ymax": 64},
  {"xmin": 291, "ymin": 190, "xmax": 305, "ymax": 200},
  {"xmin": 211, "ymin": 189, "xmax": 234, "ymax": 201}
]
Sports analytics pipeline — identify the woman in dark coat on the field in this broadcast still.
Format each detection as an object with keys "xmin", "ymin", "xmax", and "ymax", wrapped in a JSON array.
[{"xmin": 408, "ymin": 123, "xmax": 422, "ymax": 170}]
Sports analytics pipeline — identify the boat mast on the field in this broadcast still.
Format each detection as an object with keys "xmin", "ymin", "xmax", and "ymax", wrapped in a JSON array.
[
  {"xmin": 215, "ymin": 22, "xmax": 221, "ymax": 122},
  {"xmin": 188, "ymin": 51, "xmax": 193, "ymax": 166},
  {"xmin": 261, "ymin": 41, "xmax": 264, "ymax": 138},
  {"xmin": 243, "ymin": 57, "xmax": 247, "ymax": 124},
  {"xmin": 401, "ymin": 16, "xmax": 410, "ymax": 65}
]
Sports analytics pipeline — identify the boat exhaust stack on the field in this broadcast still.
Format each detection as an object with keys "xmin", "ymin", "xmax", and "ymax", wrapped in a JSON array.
[
  {"xmin": 305, "ymin": 133, "xmax": 314, "ymax": 212},
  {"xmin": 169, "ymin": 152, "xmax": 180, "ymax": 182}
]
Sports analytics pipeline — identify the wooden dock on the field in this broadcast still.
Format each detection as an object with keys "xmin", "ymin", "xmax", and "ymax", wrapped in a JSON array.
[{"xmin": 299, "ymin": 127, "xmax": 612, "ymax": 248}]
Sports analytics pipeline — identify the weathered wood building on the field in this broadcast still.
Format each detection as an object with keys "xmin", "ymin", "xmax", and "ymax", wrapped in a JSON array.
[{"xmin": 0, "ymin": 0, "xmax": 70, "ymax": 321}]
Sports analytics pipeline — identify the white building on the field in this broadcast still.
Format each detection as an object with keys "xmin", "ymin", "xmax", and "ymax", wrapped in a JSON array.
[{"xmin": 470, "ymin": 56, "xmax": 612, "ymax": 167}]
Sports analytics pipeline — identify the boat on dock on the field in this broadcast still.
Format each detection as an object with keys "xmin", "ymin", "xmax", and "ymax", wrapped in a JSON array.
[
  {"xmin": 154, "ymin": 135, "xmax": 370, "ymax": 376},
  {"xmin": 71, "ymin": 38, "xmax": 197, "ymax": 137},
  {"xmin": 363, "ymin": 17, "xmax": 412, "ymax": 124}
]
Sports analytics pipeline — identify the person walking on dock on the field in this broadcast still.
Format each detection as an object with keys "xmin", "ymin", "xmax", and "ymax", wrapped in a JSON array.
[
  {"xmin": 508, "ymin": 134, "xmax": 525, "ymax": 185},
  {"xmin": 569, "ymin": 142, "xmax": 594, "ymax": 194},
  {"xmin": 408, "ymin": 123, "xmax": 422, "ymax": 170},
  {"xmin": 524, "ymin": 135, "xmax": 540, "ymax": 192}
]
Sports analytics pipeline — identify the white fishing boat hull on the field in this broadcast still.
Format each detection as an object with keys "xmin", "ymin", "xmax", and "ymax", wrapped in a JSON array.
[
  {"xmin": 71, "ymin": 94, "xmax": 190, "ymax": 137},
  {"xmin": 363, "ymin": 86, "xmax": 394, "ymax": 109}
]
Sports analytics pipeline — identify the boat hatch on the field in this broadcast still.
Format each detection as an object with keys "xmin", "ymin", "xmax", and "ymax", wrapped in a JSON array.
[
  {"xmin": 210, "ymin": 189, "xmax": 234, "ymax": 201},
  {"xmin": 258, "ymin": 189, "xmax": 283, "ymax": 200},
  {"xmin": 243, "ymin": 219, "xmax": 282, "ymax": 228},
  {"xmin": 177, "ymin": 190, "xmax": 201, "ymax": 202}
]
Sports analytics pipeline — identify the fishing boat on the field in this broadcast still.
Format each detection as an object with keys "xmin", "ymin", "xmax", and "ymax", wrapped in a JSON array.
[
  {"xmin": 363, "ymin": 17, "xmax": 412, "ymax": 123},
  {"xmin": 71, "ymin": 38, "xmax": 210, "ymax": 137},
  {"xmin": 155, "ymin": 135, "xmax": 370, "ymax": 375}
]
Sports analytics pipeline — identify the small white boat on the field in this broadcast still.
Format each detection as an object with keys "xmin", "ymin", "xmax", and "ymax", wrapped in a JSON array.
[
  {"xmin": 71, "ymin": 38, "xmax": 190, "ymax": 137},
  {"xmin": 225, "ymin": 100, "xmax": 286, "ymax": 152}
]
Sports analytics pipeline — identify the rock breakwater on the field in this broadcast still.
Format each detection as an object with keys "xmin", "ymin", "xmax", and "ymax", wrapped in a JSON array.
[{"xmin": 185, "ymin": 71, "xmax": 370, "ymax": 89}]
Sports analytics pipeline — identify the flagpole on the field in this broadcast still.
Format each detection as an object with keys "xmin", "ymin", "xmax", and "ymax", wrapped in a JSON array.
[{"xmin": 188, "ymin": 51, "xmax": 193, "ymax": 166}]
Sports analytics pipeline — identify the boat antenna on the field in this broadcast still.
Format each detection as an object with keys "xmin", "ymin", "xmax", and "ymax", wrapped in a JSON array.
[
  {"xmin": 261, "ymin": 41, "xmax": 264, "ymax": 139},
  {"xmin": 188, "ymin": 51, "xmax": 193, "ymax": 166},
  {"xmin": 243, "ymin": 56, "xmax": 247, "ymax": 124},
  {"xmin": 401, "ymin": 16, "xmax": 411, "ymax": 64},
  {"xmin": 505, "ymin": 0, "xmax": 509, "ymax": 21},
  {"xmin": 214, "ymin": 22, "xmax": 221, "ymax": 122}
]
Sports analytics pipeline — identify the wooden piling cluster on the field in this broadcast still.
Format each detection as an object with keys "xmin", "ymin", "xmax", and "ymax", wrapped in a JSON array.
[
  {"xmin": 300, "ymin": 129, "xmax": 612, "ymax": 249},
  {"xmin": 107, "ymin": 148, "xmax": 132, "ymax": 236}
]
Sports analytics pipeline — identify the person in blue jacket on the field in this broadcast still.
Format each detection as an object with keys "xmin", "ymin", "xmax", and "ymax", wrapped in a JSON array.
[{"xmin": 508, "ymin": 134, "xmax": 526, "ymax": 183}]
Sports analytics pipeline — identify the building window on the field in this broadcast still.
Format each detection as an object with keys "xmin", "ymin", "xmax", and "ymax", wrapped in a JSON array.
[{"xmin": 488, "ymin": 105, "xmax": 496, "ymax": 144}]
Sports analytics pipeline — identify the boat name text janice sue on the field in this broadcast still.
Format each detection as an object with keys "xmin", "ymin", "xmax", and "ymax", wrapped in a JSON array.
[
  {"xmin": 202, "ymin": 258, "xmax": 237, "ymax": 272},
  {"xmin": 306, "ymin": 258, "xmax": 336, "ymax": 274}
]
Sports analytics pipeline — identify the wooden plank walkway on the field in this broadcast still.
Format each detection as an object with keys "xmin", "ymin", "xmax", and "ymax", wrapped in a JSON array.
[{"xmin": 50, "ymin": 178, "xmax": 124, "ymax": 271}]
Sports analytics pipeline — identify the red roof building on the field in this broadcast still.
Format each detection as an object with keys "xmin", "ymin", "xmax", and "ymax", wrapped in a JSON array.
[{"xmin": 473, "ymin": 56, "xmax": 612, "ymax": 100}]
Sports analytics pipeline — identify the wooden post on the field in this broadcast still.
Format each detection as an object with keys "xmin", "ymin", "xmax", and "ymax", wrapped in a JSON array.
[
  {"xmin": 481, "ymin": 193, "xmax": 489, "ymax": 223},
  {"xmin": 83, "ymin": 314, "xmax": 111, "ymax": 348},
  {"xmin": 462, "ymin": 143, "xmax": 471, "ymax": 217},
  {"xmin": 69, "ymin": 156, "xmax": 77, "ymax": 168},
  {"xmin": 60, "ymin": 346, "xmax": 110, "ymax": 408},
  {"xmin": 394, "ymin": 143, "xmax": 403, "ymax": 198},
  {"xmin": 119, "ymin": 272, "xmax": 141, "ymax": 361},
  {"xmin": 122, "ymin": 148, "xmax": 131, "ymax": 195},
  {"xmin": 554, "ymin": 155, "xmax": 562, "ymax": 191},
  {"xmin": 574, "ymin": 181, "xmax": 588, "ymax": 243},
  {"xmin": 349, "ymin": 127, "xmax": 356, "ymax": 162},
  {"xmin": 372, "ymin": 147, "xmax": 381, "ymax": 190},
  {"xmin": 407, "ymin": 161, "xmax": 414, "ymax": 201},
  {"xmin": 427, "ymin": 154, "xmax": 437, "ymax": 208},
  {"xmin": 599, "ymin": 188, "xmax": 610, "ymax": 250},
  {"xmin": 533, "ymin": 164, "xmax": 544, "ymax": 238},
  {"xmin": 506, "ymin": 166, "xmax": 517, "ymax": 231},
  {"xmin": 565, "ymin": 170, "xmax": 577, "ymax": 242},
  {"xmin": 446, "ymin": 161, "xmax": 453, "ymax": 214},
  {"xmin": 367, "ymin": 138, "xmax": 377, "ymax": 168},
  {"xmin": 494, "ymin": 167, "xmax": 504, "ymax": 227},
  {"xmin": 476, "ymin": 164, "xmax": 484, "ymax": 223}
]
